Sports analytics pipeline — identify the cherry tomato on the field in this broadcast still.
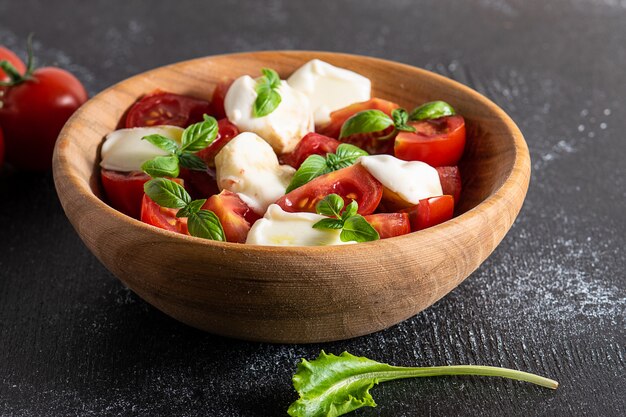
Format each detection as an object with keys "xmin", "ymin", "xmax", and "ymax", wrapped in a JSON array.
[
  {"xmin": 0, "ymin": 67, "xmax": 88, "ymax": 170},
  {"xmin": 0, "ymin": 46, "xmax": 26, "ymax": 81},
  {"xmin": 209, "ymin": 79, "xmax": 233, "ymax": 120},
  {"xmin": 202, "ymin": 190, "xmax": 259, "ymax": 243},
  {"xmin": 125, "ymin": 91, "xmax": 212, "ymax": 128},
  {"xmin": 196, "ymin": 118, "xmax": 239, "ymax": 167},
  {"xmin": 178, "ymin": 167, "xmax": 220, "ymax": 200},
  {"xmin": 394, "ymin": 115, "xmax": 466, "ymax": 167},
  {"xmin": 276, "ymin": 164, "xmax": 383, "ymax": 215},
  {"xmin": 436, "ymin": 166, "xmax": 462, "ymax": 204},
  {"xmin": 140, "ymin": 194, "xmax": 188, "ymax": 235},
  {"xmin": 282, "ymin": 132, "xmax": 340, "ymax": 168},
  {"xmin": 400, "ymin": 195, "xmax": 454, "ymax": 231},
  {"xmin": 363, "ymin": 213, "xmax": 411, "ymax": 239},
  {"xmin": 101, "ymin": 169, "xmax": 150, "ymax": 219},
  {"xmin": 0, "ymin": 127, "xmax": 5, "ymax": 168}
]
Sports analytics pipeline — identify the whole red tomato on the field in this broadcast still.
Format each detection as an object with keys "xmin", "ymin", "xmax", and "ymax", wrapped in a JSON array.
[
  {"xmin": 0, "ymin": 46, "xmax": 26, "ymax": 81},
  {"xmin": 0, "ymin": 51, "xmax": 88, "ymax": 170}
]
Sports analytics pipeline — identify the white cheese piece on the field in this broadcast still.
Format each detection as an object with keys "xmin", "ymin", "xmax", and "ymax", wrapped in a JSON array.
[
  {"xmin": 215, "ymin": 132, "xmax": 295, "ymax": 214},
  {"xmin": 245, "ymin": 204, "xmax": 355, "ymax": 246},
  {"xmin": 287, "ymin": 59, "xmax": 371, "ymax": 125},
  {"xmin": 100, "ymin": 126, "xmax": 184, "ymax": 172},
  {"xmin": 224, "ymin": 75, "xmax": 314, "ymax": 154},
  {"xmin": 359, "ymin": 155, "xmax": 442, "ymax": 204}
]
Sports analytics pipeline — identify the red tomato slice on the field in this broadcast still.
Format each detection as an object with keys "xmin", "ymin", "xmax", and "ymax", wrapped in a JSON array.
[
  {"xmin": 282, "ymin": 132, "xmax": 340, "ymax": 168},
  {"xmin": 178, "ymin": 167, "xmax": 220, "ymax": 200},
  {"xmin": 140, "ymin": 194, "xmax": 188, "ymax": 235},
  {"xmin": 363, "ymin": 213, "xmax": 411, "ymax": 239},
  {"xmin": 196, "ymin": 118, "xmax": 240, "ymax": 166},
  {"xmin": 276, "ymin": 164, "xmax": 383, "ymax": 215},
  {"xmin": 394, "ymin": 115, "xmax": 466, "ymax": 167},
  {"xmin": 0, "ymin": 46, "xmax": 26, "ymax": 81},
  {"xmin": 400, "ymin": 195, "xmax": 454, "ymax": 231},
  {"xmin": 436, "ymin": 166, "xmax": 462, "ymax": 204},
  {"xmin": 101, "ymin": 169, "xmax": 150, "ymax": 219},
  {"xmin": 209, "ymin": 79, "xmax": 233, "ymax": 120},
  {"xmin": 202, "ymin": 190, "xmax": 259, "ymax": 243},
  {"xmin": 125, "ymin": 90, "xmax": 212, "ymax": 128},
  {"xmin": 318, "ymin": 98, "xmax": 400, "ymax": 138}
]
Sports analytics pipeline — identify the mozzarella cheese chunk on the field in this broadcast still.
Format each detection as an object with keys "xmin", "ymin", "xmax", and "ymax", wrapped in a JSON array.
[
  {"xmin": 215, "ymin": 132, "xmax": 295, "ymax": 214},
  {"xmin": 287, "ymin": 59, "xmax": 371, "ymax": 125},
  {"xmin": 99, "ymin": 126, "xmax": 184, "ymax": 172},
  {"xmin": 224, "ymin": 75, "xmax": 314, "ymax": 154},
  {"xmin": 246, "ymin": 204, "xmax": 355, "ymax": 246},
  {"xmin": 359, "ymin": 155, "xmax": 442, "ymax": 204}
]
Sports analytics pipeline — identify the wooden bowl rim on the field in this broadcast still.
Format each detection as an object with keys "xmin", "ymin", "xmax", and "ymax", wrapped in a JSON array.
[{"xmin": 53, "ymin": 50, "xmax": 528, "ymax": 255}]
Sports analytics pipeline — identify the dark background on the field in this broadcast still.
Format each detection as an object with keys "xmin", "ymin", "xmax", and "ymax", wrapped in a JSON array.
[{"xmin": 1, "ymin": 0, "xmax": 624, "ymax": 416}]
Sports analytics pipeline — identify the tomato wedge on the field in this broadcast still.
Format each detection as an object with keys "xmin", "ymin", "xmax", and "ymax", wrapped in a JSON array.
[
  {"xmin": 282, "ymin": 132, "xmax": 340, "ymax": 168},
  {"xmin": 209, "ymin": 79, "xmax": 233, "ymax": 120},
  {"xmin": 400, "ymin": 195, "xmax": 454, "ymax": 231},
  {"xmin": 125, "ymin": 91, "xmax": 212, "ymax": 128},
  {"xmin": 178, "ymin": 167, "xmax": 220, "ymax": 200},
  {"xmin": 202, "ymin": 190, "xmax": 259, "ymax": 243},
  {"xmin": 394, "ymin": 115, "xmax": 466, "ymax": 167},
  {"xmin": 140, "ymin": 194, "xmax": 188, "ymax": 235},
  {"xmin": 196, "ymin": 118, "xmax": 240, "ymax": 167},
  {"xmin": 101, "ymin": 169, "xmax": 150, "ymax": 219},
  {"xmin": 363, "ymin": 213, "xmax": 411, "ymax": 239},
  {"xmin": 276, "ymin": 164, "xmax": 383, "ymax": 215},
  {"xmin": 436, "ymin": 166, "xmax": 462, "ymax": 204}
]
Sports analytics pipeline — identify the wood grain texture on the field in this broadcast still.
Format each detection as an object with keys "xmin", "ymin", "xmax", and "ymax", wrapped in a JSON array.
[{"xmin": 52, "ymin": 51, "xmax": 530, "ymax": 343}]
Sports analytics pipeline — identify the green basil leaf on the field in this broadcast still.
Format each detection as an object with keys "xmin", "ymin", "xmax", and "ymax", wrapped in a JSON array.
[
  {"xmin": 341, "ymin": 200, "xmax": 358, "ymax": 221},
  {"xmin": 341, "ymin": 215, "xmax": 379, "ymax": 242},
  {"xmin": 142, "ymin": 134, "xmax": 180, "ymax": 154},
  {"xmin": 187, "ymin": 210, "xmax": 226, "ymax": 241},
  {"xmin": 339, "ymin": 110, "xmax": 394, "ymax": 139},
  {"xmin": 331, "ymin": 144, "xmax": 368, "ymax": 170},
  {"xmin": 409, "ymin": 100, "xmax": 456, "ymax": 121},
  {"xmin": 143, "ymin": 178, "xmax": 191, "ymax": 209},
  {"xmin": 176, "ymin": 199, "xmax": 206, "ymax": 218},
  {"xmin": 391, "ymin": 108, "xmax": 416, "ymax": 133},
  {"xmin": 261, "ymin": 67, "xmax": 281, "ymax": 89},
  {"xmin": 253, "ymin": 88, "xmax": 282, "ymax": 118},
  {"xmin": 141, "ymin": 155, "xmax": 180, "ymax": 178},
  {"xmin": 179, "ymin": 152, "xmax": 207, "ymax": 171},
  {"xmin": 312, "ymin": 218, "xmax": 345, "ymax": 230},
  {"xmin": 180, "ymin": 114, "xmax": 218, "ymax": 152},
  {"xmin": 315, "ymin": 194, "xmax": 344, "ymax": 218},
  {"xmin": 286, "ymin": 155, "xmax": 330, "ymax": 193}
]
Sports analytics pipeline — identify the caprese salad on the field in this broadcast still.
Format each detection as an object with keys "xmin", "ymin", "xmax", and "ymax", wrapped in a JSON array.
[{"xmin": 99, "ymin": 59, "xmax": 465, "ymax": 246}]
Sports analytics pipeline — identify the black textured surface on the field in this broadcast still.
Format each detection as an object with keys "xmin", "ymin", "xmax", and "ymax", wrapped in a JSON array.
[{"xmin": 1, "ymin": 1, "xmax": 624, "ymax": 416}]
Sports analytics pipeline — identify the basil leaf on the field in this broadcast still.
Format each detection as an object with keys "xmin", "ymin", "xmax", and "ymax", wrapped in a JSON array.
[
  {"xmin": 180, "ymin": 114, "xmax": 218, "ymax": 152},
  {"xmin": 287, "ymin": 351, "xmax": 559, "ymax": 417},
  {"xmin": 339, "ymin": 110, "xmax": 394, "ymax": 139},
  {"xmin": 409, "ymin": 100, "xmax": 456, "ymax": 121},
  {"xmin": 179, "ymin": 152, "xmax": 207, "ymax": 171},
  {"xmin": 391, "ymin": 108, "xmax": 416, "ymax": 133},
  {"xmin": 341, "ymin": 215, "xmax": 379, "ymax": 242},
  {"xmin": 312, "ymin": 218, "xmax": 344, "ymax": 230},
  {"xmin": 141, "ymin": 155, "xmax": 180, "ymax": 178},
  {"xmin": 143, "ymin": 178, "xmax": 191, "ymax": 209},
  {"xmin": 262, "ymin": 67, "xmax": 281, "ymax": 89},
  {"xmin": 253, "ymin": 87, "xmax": 282, "ymax": 118},
  {"xmin": 142, "ymin": 134, "xmax": 180, "ymax": 154},
  {"xmin": 176, "ymin": 199, "xmax": 206, "ymax": 218},
  {"xmin": 286, "ymin": 155, "xmax": 330, "ymax": 193},
  {"xmin": 187, "ymin": 210, "xmax": 226, "ymax": 241},
  {"xmin": 341, "ymin": 200, "xmax": 358, "ymax": 221},
  {"xmin": 315, "ymin": 194, "xmax": 344, "ymax": 218},
  {"xmin": 331, "ymin": 144, "xmax": 368, "ymax": 169}
]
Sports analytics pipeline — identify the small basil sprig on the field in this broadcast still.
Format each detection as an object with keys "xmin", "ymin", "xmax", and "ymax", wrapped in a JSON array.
[
  {"xmin": 409, "ymin": 100, "xmax": 456, "ymax": 121},
  {"xmin": 140, "ymin": 114, "xmax": 218, "ymax": 178},
  {"xmin": 144, "ymin": 178, "xmax": 225, "ymax": 241},
  {"xmin": 312, "ymin": 194, "xmax": 379, "ymax": 243},
  {"xmin": 339, "ymin": 108, "xmax": 416, "ymax": 140},
  {"xmin": 286, "ymin": 144, "xmax": 368, "ymax": 193},
  {"xmin": 287, "ymin": 351, "xmax": 559, "ymax": 417},
  {"xmin": 253, "ymin": 68, "xmax": 282, "ymax": 118}
]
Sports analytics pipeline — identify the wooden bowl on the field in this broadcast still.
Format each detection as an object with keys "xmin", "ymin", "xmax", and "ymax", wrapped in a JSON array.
[{"xmin": 53, "ymin": 51, "xmax": 530, "ymax": 343}]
